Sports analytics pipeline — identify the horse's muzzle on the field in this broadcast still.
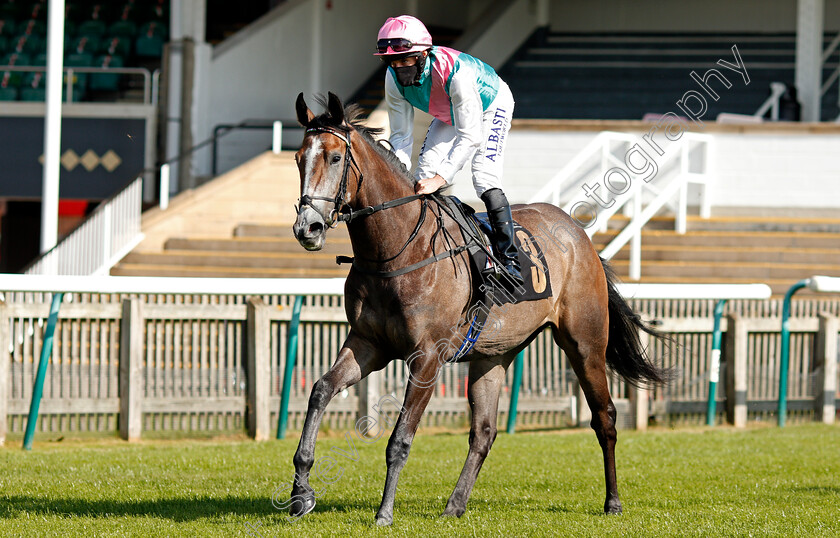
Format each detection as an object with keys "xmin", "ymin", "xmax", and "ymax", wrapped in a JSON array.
[{"xmin": 293, "ymin": 207, "xmax": 327, "ymax": 251}]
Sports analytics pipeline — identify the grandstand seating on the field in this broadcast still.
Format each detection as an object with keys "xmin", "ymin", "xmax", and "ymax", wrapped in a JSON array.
[
  {"xmin": 0, "ymin": 0, "xmax": 168, "ymax": 102},
  {"xmin": 498, "ymin": 30, "xmax": 840, "ymax": 121}
]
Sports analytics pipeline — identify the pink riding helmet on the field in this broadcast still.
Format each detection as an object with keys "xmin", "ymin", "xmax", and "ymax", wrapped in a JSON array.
[{"xmin": 374, "ymin": 15, "xmax": 433, "ymax": 56}]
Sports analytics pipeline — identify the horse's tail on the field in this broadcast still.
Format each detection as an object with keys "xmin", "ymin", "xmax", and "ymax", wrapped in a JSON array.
[{"xmin": 601, "ymin": 257, "xmax": 676, "ymax": 387}]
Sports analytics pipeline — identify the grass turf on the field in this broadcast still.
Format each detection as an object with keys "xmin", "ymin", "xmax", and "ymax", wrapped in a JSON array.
[{"xmin": 1, "ymin": 423, "xmax": 838, "ymax": 537}]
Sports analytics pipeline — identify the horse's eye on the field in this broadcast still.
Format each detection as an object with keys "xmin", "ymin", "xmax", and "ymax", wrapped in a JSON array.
[{"xmin": 331, "ymin": 155, "xmax": 341, "ymax": 164}]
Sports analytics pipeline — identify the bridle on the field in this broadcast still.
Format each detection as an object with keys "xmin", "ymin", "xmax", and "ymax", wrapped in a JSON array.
[
  {"xmin": 295, "ymin": 124, "xmax": 498, "ymax": 278},
  {"xmin": 295, "ymin": 126, "xmax": 363, "ymax": 227}
]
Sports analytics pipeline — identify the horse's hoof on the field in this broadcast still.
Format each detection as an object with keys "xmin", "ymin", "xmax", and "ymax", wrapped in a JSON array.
[
  {"xmin": 375, "ymin": 514, "xmax": 393, "ymax": 526},
  {"xmin": 290, "ymin": 495, "xmax": 316, "ymax": 518},
  {"xmin": 604, "ymin": 499, "xmax": 623, "ymax": 515},
  {"xmin": 441, "ymin": 505, "xmax": 465, "ymax": 518}
]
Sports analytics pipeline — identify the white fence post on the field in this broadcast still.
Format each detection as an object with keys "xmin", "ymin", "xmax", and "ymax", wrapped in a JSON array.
[
  {"xmin": 247, "ymin": 297, "xmax": 271, "ymax": 441},
  {"xmin": 357, "ymin": 371, "xmax": 381, "ymax": 422},
  {"xmin": 725, "ymin": 313, "xmax": 748, "ymax": 428},
  {"xmin": 631, "ymin": 330, "xmax": 650, "ymax": 430},
  {"xmin": 815, "ymin": 313, "xmax": 838, "ymax": 424},
  {"xmin": 119, "ymin": 298, "xmax": 143, "ymax": 441}
]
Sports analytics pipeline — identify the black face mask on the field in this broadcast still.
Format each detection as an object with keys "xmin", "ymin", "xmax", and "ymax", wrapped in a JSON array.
[{"xmin": 392, "ymin": 54, "xmax": 426, "ymax": 86}]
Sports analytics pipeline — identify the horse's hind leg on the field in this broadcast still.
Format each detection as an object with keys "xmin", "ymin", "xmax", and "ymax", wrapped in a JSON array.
[
  {"xmin": 443, "ymin": 358, "xmax": 506, "ymax": 517},
  {"xmin": 555, "ymin": 325, "xmax": 623, "ymax": 514},
  {"xmin": 290, "ymin": 331, "xmax": 385, "ymax": 517}
]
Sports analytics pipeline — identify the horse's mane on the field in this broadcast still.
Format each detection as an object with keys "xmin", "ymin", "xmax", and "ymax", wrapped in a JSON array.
[{"xmin": 309, "ymin": 95, "xmax": 413, "ymax": 181}]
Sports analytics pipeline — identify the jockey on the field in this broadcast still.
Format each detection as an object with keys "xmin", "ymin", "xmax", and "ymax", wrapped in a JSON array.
[{"xmin": 374, "ymin": 15, "xmax": 524, "ymax": 291}]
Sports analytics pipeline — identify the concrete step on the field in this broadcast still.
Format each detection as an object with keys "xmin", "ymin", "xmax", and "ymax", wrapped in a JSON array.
[
  {"xmin": 234, "ymin": 223, "xmax": 352, "ymax": 239},
  {"xmin": 164, "ymin": 236, "xmax": 353, "ymax": 255},
  {"xmin": 121, "ymin": 250, "xmax": 342, "ymax": 270},
  {"xmin": 609, "ymin": 259, "xmax": 840, "ymax": 280},
  {"xmin": 604, "ymin": 215, "xmax": 840, "ymax": 233},
  {"xmin": 110, "ymin": 263, "xmax": 350, "ymax": 278},
  {"xmin": 685, "ymin": 216, "xmax": 840, "ymax": 234},
  {"xmin": 592, "ymin": 229, "xmax": 840, "ymax": 249},
  {"xmin": 607, "ymin": 245, "xmax": 840, "ymax": 265}
]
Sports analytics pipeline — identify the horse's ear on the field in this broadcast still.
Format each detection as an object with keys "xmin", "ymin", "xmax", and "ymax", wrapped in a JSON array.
[
  {"xmin": 327, "ymin": 92, "xmax": 345, "ymax": 126},
  {"xmin": 296, "ymin": 92, "xmax": 315, "ymax": 126}
]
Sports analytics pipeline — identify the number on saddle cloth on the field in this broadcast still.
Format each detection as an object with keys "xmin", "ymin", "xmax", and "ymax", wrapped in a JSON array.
[{"xmin": 440, "ymin": 196, "xmax": 553, "ymax": 305}]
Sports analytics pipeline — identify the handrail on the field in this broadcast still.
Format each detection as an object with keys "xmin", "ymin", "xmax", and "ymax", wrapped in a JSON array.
[
  {"xmin": 157, "ymin": 118, "xmax": 293, "ymax": 210},
  {"xmin": 528, "ymin": 131, "xmax": 636, "ymax": 206},
  {"xmin": 22, "ymin": 176, "xmax": 144, "ymax": 275},
  {"xmin": 821, "ymin": 32, "xmax": 840, "ymax": 63},
  {"xmin": 0, "ymin": 65, "xmax": 154, "ymax": 104},
  {"xmin": 210, "ymin": 119, "xmax": 299, "ymax": 176},
  {"xmin": 754, "ymin": 81, "xmax": 787, "ymax": 120},
  {"xmin": 778, "ymin": 275, "xmax": 840, "ymax": 427},
  {"xmin": 821, "ymin": 32, "xmax": 840, "ymax": 120},
  {"xmin": 528, "ymin": 131, "xmax": 714, "ymax": 279}
]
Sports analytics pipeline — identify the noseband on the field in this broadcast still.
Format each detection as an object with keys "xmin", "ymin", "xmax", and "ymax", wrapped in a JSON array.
[{"xmin": 295, "ymin": 126, "xmax": 363, "ymax": 227}]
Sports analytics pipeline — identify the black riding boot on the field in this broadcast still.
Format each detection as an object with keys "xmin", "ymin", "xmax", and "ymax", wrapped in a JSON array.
[{"xmin": 480, "ymin": 188, "xmax": 525, "ymax": 292}]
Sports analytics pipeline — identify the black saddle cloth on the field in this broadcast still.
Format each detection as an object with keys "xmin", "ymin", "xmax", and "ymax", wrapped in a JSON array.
[{"xmin": 437, "ymin": 195, "xmax": 553, "ymax": 305}]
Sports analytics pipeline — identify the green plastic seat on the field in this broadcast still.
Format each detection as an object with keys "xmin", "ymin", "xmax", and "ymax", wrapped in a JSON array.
[
  {"xmin": 71, "ymin": 34, "xmax": 101, "ymax": 54},
  {"xmin": 139, "ymin": 21, "xmax": 168, "ymax": 39},
  {"xmin": 109, "ymin": 19, "xmax": 137, "ymax": 38},
  {"xmin": 9, "ymin": 33, "xmax": 42, "ymax": 55},
  {"xmin": 0, "ymin": 18, "xmax": 14, "ymax": 38},
  {"xmin": 100, "ymin": 36, "xmax": 131, "ymax": 58},
  {"xmin": 89, "ymin": 53, "xmax": 123, "ymax": 91},
  {"xmin": 135, "ymin": 33, "xmax": 163, "ymax": 58},
  {"xmin": 78, "ymin": 19, "xmax": 107, "ymax": 37},
  {"xmin": 2, "ymin": 51, "xmax": 31, "ymax": 66},
  {"xmin": 20, "ymin": 86, "xmax": 45, "ymax": 101},
  {"xmin": 0, "ymin": 85, "xmax": 18, "ymax": 100},
  {"xmin": 16, "ymin": 19, "xmax": 46, "ymax": 36},
  {"xmin": 32, "ymin": 52, "xmax": 47, "ymax": 66},
  {"xmin": 22, "ymin": 70, "xmax": 45, "ymax": 88}
]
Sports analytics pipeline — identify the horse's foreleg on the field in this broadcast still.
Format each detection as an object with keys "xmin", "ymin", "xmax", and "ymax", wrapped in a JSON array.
[
  {"xmin": 442, "ymin": 359, "xmax": 505, "ymax": 517},
  {"xmin": 290, "ymin": 332, "xmax": 383, "ymax": 517},
  {"xmin": 374, "ymin": 351, "xmax": 439, "ymax": 526}
]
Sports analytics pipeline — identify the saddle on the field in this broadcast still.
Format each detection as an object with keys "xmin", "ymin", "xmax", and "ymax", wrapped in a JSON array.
[{"xmin": 436, "ymin": 195, "xmax": 553, "ymax": 306}]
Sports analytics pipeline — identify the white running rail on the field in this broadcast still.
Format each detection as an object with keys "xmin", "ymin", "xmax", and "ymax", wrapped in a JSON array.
[
  {"xmin": 528, "ymin": 131, "xmax": 714, "ymax": 280},
  {"xmin": 25, "ymin": 177, "xmax": 145, "ymax": 276}
]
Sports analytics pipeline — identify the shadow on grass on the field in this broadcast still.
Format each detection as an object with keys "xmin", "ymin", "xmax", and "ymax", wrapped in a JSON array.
[
  {"xmin": 0, "ymin": 495, "xmax": 281, "ymax": 522},
  {"xmin": 0, "ymin": 495, "xmax": 398, "ymax": 523},
  {"xmin": 1, "ymin": 493, "xmax": 603, "ymax": 523}
]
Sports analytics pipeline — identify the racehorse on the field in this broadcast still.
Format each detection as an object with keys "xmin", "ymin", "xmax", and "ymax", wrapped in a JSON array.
[{"xmin": 290, "ymin": 92, "xmax": 672, "ymax": 525}]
